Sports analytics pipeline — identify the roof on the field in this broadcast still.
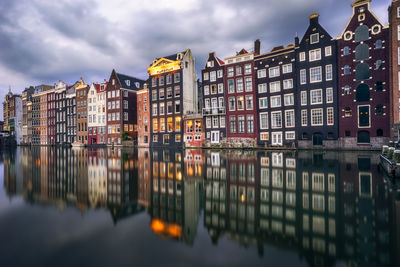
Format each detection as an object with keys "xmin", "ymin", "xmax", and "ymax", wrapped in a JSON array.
[
  {"xmin": 115, "ymin": 71, "xmax": 145, "ymax": 91},
  {"xmin": 237, "ymin": 49, "xmax": 248, "ymax": 55},
  {"xmin": 162, "ymin": 51, "xmax": 186, "ymax": 61},
  {"xmin": 216, "ymin": 57, "xmax": 225, "ymax": 65},
  {"xmin": 352, "ymin": 0, "xmax": 370, "ymax": 7},
  {"xmin": 97, "ymin": 82, "xmax": 108, "ymax": 93}
]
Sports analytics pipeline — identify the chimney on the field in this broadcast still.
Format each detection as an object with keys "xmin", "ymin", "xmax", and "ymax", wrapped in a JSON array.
[
  {"xmin": 309, "ymin": 13, "xmax": 319, "ymax": 25},
  {"xmin": 295, "ymin": 32, "xmax": 300, "ymax": 46},
  {"xmin": 254, "ymin": 39, "xmax": 261, "ymax": 56}
]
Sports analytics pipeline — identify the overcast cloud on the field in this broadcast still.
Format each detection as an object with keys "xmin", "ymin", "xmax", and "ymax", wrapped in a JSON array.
[{"xmin": 0, "ymin": 0, "xmax": 391, "ymax": 118}]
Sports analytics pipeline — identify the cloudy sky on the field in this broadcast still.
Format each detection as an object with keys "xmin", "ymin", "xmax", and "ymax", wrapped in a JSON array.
[{"xmin": 0, "ymin": 0, "xmax": 391, "ymax": 118}]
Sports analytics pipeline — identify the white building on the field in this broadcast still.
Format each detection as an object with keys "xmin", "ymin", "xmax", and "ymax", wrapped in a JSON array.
[{"xmin": 88, "ymin": 81, "xmax": 108, "ymax": 145}]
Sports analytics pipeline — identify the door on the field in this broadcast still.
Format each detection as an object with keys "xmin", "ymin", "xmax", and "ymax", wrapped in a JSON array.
[
  {"xmin": 312, "ymin": 133, "xmax": 323, "ymax": 146},
  {"xmin": 211, "ymin": 131, "xmax": 220, "ymax": 144},
  {"xmin": 358, "ymin": 106, "xmax": 370, "ymax": 127}
]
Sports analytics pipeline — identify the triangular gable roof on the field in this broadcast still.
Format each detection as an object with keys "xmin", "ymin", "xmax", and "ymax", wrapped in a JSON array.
[
  {"xmin": 114, "ymin": 70, "xmax": 145, "ymax": 91},
  {"xmin": 149, "ymin": 58, "xmax": 177, "ymax": 69},
  {"xmin": 300, "ymin": 17, "xmax": 333, "ymax": 45},
  {"xmin": 238, "ymin": 48, "xmax": 248, "ymax": 55}
]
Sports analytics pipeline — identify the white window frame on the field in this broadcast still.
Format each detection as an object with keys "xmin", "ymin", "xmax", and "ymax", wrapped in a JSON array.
[
  {"xmin": 270, "ymin": 95, "xmax": 281, "ymax": 108},
  {"xmin": 218, "ymin": 83, "xmax": 224, "ymax": 94},
  {"xmin": 283, "ymin": 79, "xmax": 293, "ymax": 89},
  {"xmin": 326, "ymin": 88, "xmax": 333, "ymax": 103},
  {"xmin": 258, "ymin": 83, "xmax": 267, "ymax": 93},
  {"xmin": 269, "ymin": 67, "xmax": 280, "ymax": 78},
  {"xmin": 310, "ymin": 66, "xmax": 322, "ymax": 83},
  {"xmin": 300, "ymin": 69, "xmax": 307, "ymax": 84},
  {"xmin": 282, "ymin": 64, "xmax": 292, "ymax": 74},
  {"xmin": 285, "ymin": 110, "xmax": 295, "ymax": 128},
  {"xmin": 203, "ymin": 72, "xmax": 209, "ymax": 81},
  {"xmin": 311, "ymin": 108, "xmax": 323, "ymax": 126},
  {"xmin": 299, "ymin": 52, "xmax": 306, "ymax": 62},
  {"xmin": 285, "ymin": 131, "xmax": 295, "ymax": 140},
  {"xmin": 310, "ymin": 33, "xmax": 319, "ymax": 44},
  {"xmin": 326, "ymin": 65, "xmax": 333, "ymax": 81},
  {"xmin": 271, "ymin": 111, "xmax": 282, "ymax": 129},
  {"xmin": 258, "ymin": 69, "xmax": 267, "ymax": 78},
  {"xmin": 271, "ymin": 132, "xmax": 283, "ymax": 146},
  {"xmin": 259, "ymin": 97, "xmax": 268, "ymax": 109},
  {"xmin": 310, "ymin": 89, "xmax": 323, "ymax": 105},
  {"xmin": 325, "ymin": 46, "xmax": 332, "ymax": 57},
  {"xmin": 327, "ymin": 107, "xmax": 334, "ymax": 126},
  {"xmin": 309, "ymin": 48, "xmax": 321, "ymax": 62},
  {"xmin": 270, "ymin": 81, "xmax": 281, "ymax": 93},
  {"xmin": 301, "ymin": 91, "xmax": 307, "ymax": 106},
  {"xmin": 284, "ymin": 94, "xmax": 294, "ymax": 106},
  {"xmin": 260, "ymin": 112, "xmax": 269, "ymax": 130},
  {"xmin": 301, "ymin": 110, "xmax": 308, "ymax": 126}
]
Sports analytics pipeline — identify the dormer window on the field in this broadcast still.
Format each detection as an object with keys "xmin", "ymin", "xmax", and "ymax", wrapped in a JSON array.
[
  {"xmin": 207, "ymin": 61, "xmax": 214, "ymax": 68},
  {"xmin": 126, "ymin": 80, "xmax": 130, "ymax": 86},
  {"xmin": 310, "ymin": 33, "xmax": 319, "ymax": 44},
  {"xmin": 135, "ymin": 82, "xmax": 140, "ymax": 88}
]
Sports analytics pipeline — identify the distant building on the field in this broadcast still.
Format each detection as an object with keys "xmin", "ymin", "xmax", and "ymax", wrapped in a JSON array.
[
  {"xmin": 149, "ymin": 49, "xmax": 198, "ymax": 146},
  {"xmin": 338, "ymin": 0, "xmax": 390, "ymax": 148},
  {"xmin": 75, "ymin": 78, "xmax": 89, "ymax": 146},
  {"xmin": 66, "ymin": 84, "xmax": 77, "ymax": 144},
  {"xmin": 224, "ymin": 49, "xmax": 257, "ymax": 147},
  {"xmin": 202, "ymin": 52, "xmax": 227, "ymax": 145},
  {"xmin": 137, "ymin": 83, "xmax": 150, "ymax": 147},
  {"xmin": 21, "ymin": 86, "xmax": 34, "ymax": 144},
  {"xmin": 31, "ymin": 85, "xmax": 52, "ymax": 145},
  {"xmin": 3, "ymin": 88, "xmax": 23, "ymax": 144},
  {"xmin": 54, "ymin": 81, "xmax": 67, "ymax": 145},
  {"xmin": 47, "ymin": 88, "xmax": 56, "ymax": 145},
  {"xmin": 106, "ymin": 69, "xmax": 145, "ymax": 146},
  {"xmin": 88, "ymin": 81, "xmax": 108, "ymax": 145}
]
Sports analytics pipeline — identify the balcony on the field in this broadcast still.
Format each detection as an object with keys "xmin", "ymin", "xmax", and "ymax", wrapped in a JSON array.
[{"xmin": 202, "ymin": 107, "xmax": 226, "ymax": 116}]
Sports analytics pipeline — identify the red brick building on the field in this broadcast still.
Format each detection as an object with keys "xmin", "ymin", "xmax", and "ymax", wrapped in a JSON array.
[
  {"xmin": 183, "ymin": 114, "xmax": 204, "ymax": 148},
  {"xmin": 106, "ymin": 69, "xmax": 144, "ymax": 145},
  {"xmin": 137, "ymin": 84, "xmax": 150, "ymax": 147},
  {"xmin": 76, "ymin": 78, "xmax": 89, "ymax": 146}
]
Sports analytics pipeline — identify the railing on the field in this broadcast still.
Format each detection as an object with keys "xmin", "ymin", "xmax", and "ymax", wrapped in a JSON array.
[{"xmin": 202, "ymin": 107, "xmax": 226, "ymax": 116}]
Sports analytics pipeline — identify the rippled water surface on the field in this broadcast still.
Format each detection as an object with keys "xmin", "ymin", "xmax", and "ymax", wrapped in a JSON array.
[{"xmin": 0, "ymin": 147, "xmax": 399, "ymax": 267}]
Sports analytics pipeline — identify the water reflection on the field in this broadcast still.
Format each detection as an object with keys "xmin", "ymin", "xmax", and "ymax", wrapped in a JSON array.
[{"xmin": 2, "ymin": 147, "xmax": 400, "ymax": 266}]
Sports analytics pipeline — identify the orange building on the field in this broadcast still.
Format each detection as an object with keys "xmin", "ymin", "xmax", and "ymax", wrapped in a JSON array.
[
  {"xmin": 137, "ymin": 84, "xmax": 150, "ymax": 146},
  {"xmin": 75, "ymin": 78, "xmax": 89, "ymax": 146},
  {"xmin": 183, "ymin": 115, "xmax": 204, "ymax": 148}
]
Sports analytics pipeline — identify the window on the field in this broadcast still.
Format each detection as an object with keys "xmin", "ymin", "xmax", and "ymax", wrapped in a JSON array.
[
  {"xmin": 299, "ymin": 52, "xmax": 306, "ymax": 61},
  {"xmin": 247, "ymin": 115, "xmax": 254, "ymax": 133},
  {"xmin": 286, "ymin": 132, "xmax": 295, "ymax": 140},
  {"xmin": 166, "ymin": 74, "xmax": 172, "ymax": 84},
  {"xmin": 327, "ymin": 107, "xmax": 334, "ymax": 125},
  {"xmin": 206, "ymin": 117, "xmax": 211, "ymax": 128},
  {"xmin": 325, "ymin": 46, "xmax": 332, "ymax": 56},
  {"xmin": 258, "ymin": 83, "xmax": 267, "ymax": 93},
  {"xmin": 218, "ymin": 97, "xmax": 224, "ymax": 108},
  {"xmin": 159, "ymin": 103, "xmax": 165, "ymax": 115},
  {"xmin": 397, "ymin": 7, "xmax": 400, "ymax": 18},
  {"xmin": 272, "ymin": 132, "xmax": 282, "ymax": 145},
  {"xmin": 270, "ymin": 96, "xmax": 281, "ymax": 108},
  {"xmin": 344, "ymin": 65, "xmax": 350, "ymax": 75},
  {"xmin": 245, "ymin": 77, "xmax": 252, "ymax": 91},
  {"xmin": 238, "ymin": 116, "xmax": 245, "ymax": 133},
  {"xmin": 283, "ymin": 64, "xmax": 292, "ymax": 74},
  {"xmin": 310, "ymin": 67, "xmax": 322, "ymax": 83},
  {"xmin": 311, "ymin": 109, "xmax": 323, "ymax": 126},
  {"xmin": 356, "ymin": 83, "xmax": 370, "ymax": 102},
  {"xmin": 229, "ymin": 116, "xmax": 236, "ymax": 133},
  {"xmin": 236, "ymin": 66, "xmax": 242, "ymax": 75},
  {"xmin": 301, "ymin": 110, "xmax": 308, "ymax": 126},
  {"xmin": 310, "ymin": 89, "xmax": 323, "ymax": 105},
  {"xmin": 343, "ymin": 46, "xmax": 350, "ymax": 56},
  {"xmin": 228, "ymin": 97, "xmax": 235, "ymax": 111},
  {"xmin": 167, "ymin": 87, "xmax": 173, "ymax": 98},
  {"xmin": 326, "ymin": 65, "xmax": 333, "ymax": 81},
  {"xmin": 228, "ymin": 67, "xmax": 234, "ymax": 77},
  {"xmin": 228, "ymin": 80, "xmax": 235, "ymax": 93},
  {"xmin": 309, "ymin": 49, "xmax": 321, "ymax": 61},
  {"xmin": 210, "ymin": 71, "xmax": 216, "ymax": 82},
  {"xmin": 174, "ymin": 73, "xmax": 181, "ymax": 83},
  {"xmin": 259, "ymin": 97, "xmax": 268, "ymax": 109},
  {"xmin": 270, "ymin": 81, "xmax": 281, "ymax": 93},
  {"xmin": 284, "ymin": 94, "xmax": 294, "ymax": 106},
  {"xmin": 167, "ymin": 102, "xmax": 173, "ymax": 114},
  {"xmin": 375, "ymin": 40, "xmax": 382, "ymax": 49},
  {"xmin": 153, "ymin": 119, "xmax": 158, "ymax": 132},
  {"xmin": 283, "ymin": 79, "xmax": 293, "ymax": 89},
  {"xmin": 300, "ymin": 69, "xmax": 307, "ymax": 84},
  {"xmin": 258, "ymin": 69, "xmax": 267, "ymax": 78},
  {"xmin": 269, "ymin": 67, "xmax": 280, "ymax": 78},
  {"xmin": 212, "ymin": 116, "xmax": 219, "ymax": 128},
  {"xmin": 326, "ymin": 88, "xmax": 333, "ymax": 103},
  {"xmin": 207, "ymin": 61, "xmax": 214, "ymax": 67},
  {"xmin": 244, "ymin": 64, "xmax": 252, "ymax": 74},
  {"xmin": 159, "ymin": 89, "xmax": 165, "ymax": 100},
  {"xmin": 344, "ymin": 107, "xmax": 352, "ymax": 117},
  {"xmin": 245, "ymin": 95, "xmax": 253, "ymax": 110},
  {"xmin": 358, "ymin": 106, "xmax": 370, "ymax": 127},
  {"xmin": 285, "ymin": 110, "xmax": 295, "ymax": 128},
  {"xmin": 301, "ymin": 91, "xmax": 307, "ymax": 105},
  {"xmin": 217, "ymin": 70, "xmax": 223, "ymax": 78},
  {"xmin": 204, "ymin": 85, "xmax": 210, "ymax": 95},
  {"xmin": 375, "ymin": 60, "xmax": 382, "ymax": 70},
  {"xmin": 271, "ymin": 111, "xmax": 282, "ymax": 129},
  {"xmin": 310, "ymin": 33, "xmax": 319, "ymax": 44},
  {"xmin": 152, "ymin": 104, "xmax": 158, "ymax": 116},
  {"xmin": 203, "ymin": 72, "xmax": 209, "ymax": 80},
  {"xmin": 376, "ymin": 81, "xmax": 383, "ymax": 92},
  {"xmin": 159, "ymin": 76, "xmax": 164, "ymax": 86},
  {"xmin": 355, "ymin": 25, "xmax": 369, "ymax": 42},
  {"xmin": 152, "ymin": 78, "xmax": 157, "ymax": 87},
  {"xmin": 260, "ymin": 113, "xmax": 268, "ymax": 129},
  {"xmin": 344, "ymin": 85, "xmax": 351, "ymax": 95},
  {"xmin": 355, "ymin": 43, "xmax": 369, "ymax": 61},
  {"xmin": 174, "ymin": 86, "xmax": 181, "ymax": 97},
  {"xmin": 218, "ymin": 83, "xmax": 224, "ymax": 93},
  {"xmin": 237, "ymin": 96, "xmax": 244, "ymax": 110},
  {"xmin": 211, "ymin": 84, "xmax": 217, "ymax": 94},
  {"xmin": 260, "ymin": 133, "xmax": 269, "ymax": 141}
]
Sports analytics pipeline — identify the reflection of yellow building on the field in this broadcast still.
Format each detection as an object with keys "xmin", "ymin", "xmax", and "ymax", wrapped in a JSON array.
[
  {"xmin": 88, "ymin": 150, "xmax": 107, "ymax": 209},
  {"xmin": 138, "ymin": 149, "xmax": 151, "ymax": 208}
]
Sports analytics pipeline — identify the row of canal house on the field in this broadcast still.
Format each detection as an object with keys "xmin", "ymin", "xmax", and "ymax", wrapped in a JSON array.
[{"xmin": 200, "ymin": 0, "xmax": 396, "ymax": 149}]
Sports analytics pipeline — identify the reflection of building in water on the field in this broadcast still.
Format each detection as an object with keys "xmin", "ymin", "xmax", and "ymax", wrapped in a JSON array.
[
  {"xmin": 339, "ymin": 153, "xmax": 393, "ymax": 266},
  {"xmin": 88, "ymin": 149, "xmax": 107, "ymax": 209},
  {"xmin": 226, "ymin": 151, "xmax": 258, "ymax": 246},
  {"xmin": 184, "ymin": 149, "xmax": 204, "ymax": 180},
  {"xmin": 76, "ymin": 148, "xmax": 88, "ymax": 212},
  {"xmin": 107, "ymin": 148, "xmax": 142, "ymax": 224},
  {"xmin": 3, "ymin": 148, "xmax": 23, "ymax": 199},
  {"xmin": 204, "ymin": 151, "xmax": 228, "ymax": 243},
  {"xmin": 150, "ymin": 149, "xmax": 201, "ymax": 245},
  {"xmin": 138, "ymin": 148, "xmax": 151, "ymax": 209}
]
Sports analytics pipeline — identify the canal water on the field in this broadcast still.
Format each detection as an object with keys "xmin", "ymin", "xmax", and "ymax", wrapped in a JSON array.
[{"xmin": 0, "ymin": 147, "xmax": 399, "ymax": 267}]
